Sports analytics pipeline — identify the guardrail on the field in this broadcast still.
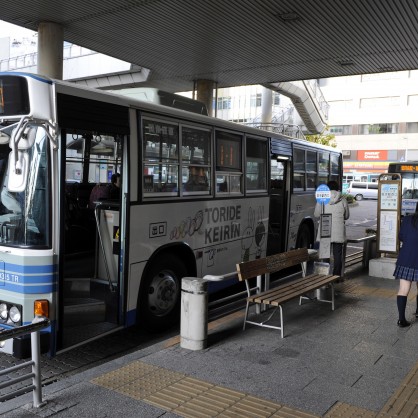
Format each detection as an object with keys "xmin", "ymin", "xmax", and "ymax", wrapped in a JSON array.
[
  {"xmin": 0, "ymin": 317, "xmax": 50, "ymax": 407},
  {"xmin": 345, "ymin": 235, "xmax": 376, "ymax": 269}
]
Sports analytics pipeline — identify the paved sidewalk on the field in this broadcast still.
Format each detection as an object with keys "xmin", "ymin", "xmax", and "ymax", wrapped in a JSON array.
[{"xmin": 0, "ymin": 274, "xmax": 417, "ymax": 417}]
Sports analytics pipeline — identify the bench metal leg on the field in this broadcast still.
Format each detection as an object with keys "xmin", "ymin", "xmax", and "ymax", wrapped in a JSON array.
[
  {"xmin": 243, "ymin": 300, "xmax": 250, "ymax": 330},
  {"xmin": 243, "ymin": 303, "xmax": 285, "ymax": 338}
]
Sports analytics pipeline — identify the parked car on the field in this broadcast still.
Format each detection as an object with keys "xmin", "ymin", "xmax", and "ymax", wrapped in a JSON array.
[{"xmin": 346, "ymin": 181, "xmax": 378, "ymax": 200}]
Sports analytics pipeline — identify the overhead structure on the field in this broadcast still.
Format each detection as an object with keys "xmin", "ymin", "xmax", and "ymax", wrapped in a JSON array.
[
  {"xmin": 1, "ymin": 1, "xmax": 418, "ymax": 92},
  {"xmin": 264, "ymin": 81, "xmax": 328, "ymax": 134}
]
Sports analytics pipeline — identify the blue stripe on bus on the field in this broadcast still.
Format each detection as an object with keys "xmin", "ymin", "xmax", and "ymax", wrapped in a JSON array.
[
  {"xmin": 0, "ymin": 273, "xmax": 57, "ymax": 284},
  {"xmin": 0, "ymin": 281, "xmax": 56, "ymax": 294},
  {"xmin": 1, "ymin": 263, "xmax": 57, "ymax": 274},
  {"xmin": 0, "ymin": 262, "xmax": 57, "ymax": 294}
]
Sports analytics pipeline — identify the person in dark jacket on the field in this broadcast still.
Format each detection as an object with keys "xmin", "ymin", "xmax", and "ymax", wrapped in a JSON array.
[
  {"xmin": 394, "ymin": 202, "xmax": 418, "ymax": 327},
  {"xmin": 107, "ymin": 173, "xmax": 121, "ymax": 199}
]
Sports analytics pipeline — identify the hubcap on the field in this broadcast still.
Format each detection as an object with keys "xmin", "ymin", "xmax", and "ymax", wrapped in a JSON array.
[{"xmin": 148, "ymin": 270, "xmax": 179, "ymax": 316}]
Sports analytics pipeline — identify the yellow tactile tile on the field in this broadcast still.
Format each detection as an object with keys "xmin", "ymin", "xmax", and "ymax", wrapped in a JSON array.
[
  {"xmin": 271, "ymin": 405, "xmax": 320, "ymax": 417},
  {"xmin": 324, "ymin": 402, "xmax": 377, "ymax": 417},
  {"xmin": 91, "ymin": 328, "xmax": 418, "ymax": 418},
  {"xmin": 91, "ymin": 361, "xmax": 159, "ymax": 389}
]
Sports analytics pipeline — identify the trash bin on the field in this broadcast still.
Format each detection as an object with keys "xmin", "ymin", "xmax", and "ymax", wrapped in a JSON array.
[
  {"xmin": 180, "ymin": 277, "xmax": 208, "ymax": 350},
  {"xmin": 314, "ymin": 262, "xmax": 330, "ymax": 300}
]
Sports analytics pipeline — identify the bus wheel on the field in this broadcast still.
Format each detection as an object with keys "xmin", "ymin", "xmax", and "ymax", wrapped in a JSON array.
[
  {"xmin": 296, "ymin": 224, "xmax": 311, "ymax": 249},
  {"xmin": 139, "ymin": 254, "xmax": 186, "ymax": 331}
]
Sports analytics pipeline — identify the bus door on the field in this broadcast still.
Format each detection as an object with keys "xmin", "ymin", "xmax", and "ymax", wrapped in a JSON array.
[
  {"xmin": 268, "ymin": 157, "xmax": 289, "ymax": 255},
  {"xmin": 57, "ymin": 96, "xmax": 129, "ymax": 352},
  {"xmin": 59, "ymin": 130, "xmax": 125, "ymax": 351}
]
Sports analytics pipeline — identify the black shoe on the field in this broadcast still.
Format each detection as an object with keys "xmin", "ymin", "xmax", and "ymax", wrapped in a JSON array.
[{"xmin": 397, "ymin": 319, "xmax": 411, "ymax": 328}]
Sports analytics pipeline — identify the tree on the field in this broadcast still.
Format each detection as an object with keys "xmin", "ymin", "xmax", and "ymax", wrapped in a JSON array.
[{"xmin": 305, "ymin": 129, "xmax": 337, "ymax": 147}]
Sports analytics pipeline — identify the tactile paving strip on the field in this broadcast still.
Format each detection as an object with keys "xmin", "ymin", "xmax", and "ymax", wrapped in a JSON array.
[
  {"xmin": 92, "ymin": 354, "xmax": 418, "ymax": 418},
  {"xmin": 92, "ymin": 360, "xmax": 319, "ymax": 417}
]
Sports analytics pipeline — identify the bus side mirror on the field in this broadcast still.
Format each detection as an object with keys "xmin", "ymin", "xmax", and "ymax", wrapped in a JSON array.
[
  {"xmin": 7, "ymin": 126, "xmax": 35, "ymax": 192},
  {"xmin": 7, "ymin": 150, "xmax": 29, "ymax": 192}
]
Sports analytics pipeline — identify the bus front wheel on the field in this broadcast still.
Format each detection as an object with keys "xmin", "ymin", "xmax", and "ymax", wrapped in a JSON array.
[
  {"xmin": 139, "ymin": 254, "xmax": 186, "ymax": 331},
  {"xmin": 296, "ymin": 223, "xmax": 312, "ymax": 249}
]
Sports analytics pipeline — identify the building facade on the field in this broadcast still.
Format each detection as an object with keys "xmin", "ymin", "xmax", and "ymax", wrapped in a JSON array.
[{"xmin": 319, "ymin": 71, "xmax": 418, "ymax": 177}]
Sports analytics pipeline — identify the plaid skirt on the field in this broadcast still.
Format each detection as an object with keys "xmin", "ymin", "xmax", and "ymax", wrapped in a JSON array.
[{"xmin": 394, "ymin": 265, "xmax": 418, "ymax": 281}]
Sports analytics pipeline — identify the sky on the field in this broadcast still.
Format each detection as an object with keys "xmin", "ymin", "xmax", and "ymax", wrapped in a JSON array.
[{"xmin": 0, "ymin": 20, "xmax": 35, "ymax": 40}]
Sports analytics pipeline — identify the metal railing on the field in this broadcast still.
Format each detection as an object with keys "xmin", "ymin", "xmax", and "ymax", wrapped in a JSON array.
[
  {"xmin": 345, "ymin": 235, "xmax": 376, "ymax": 269},
  {"xmin": 243, "ymin": 122, "xmax": 306, "ymax": 140},
  {"xmin": 0, "ymin": 317, "xmax": 50, "ymax": 407}
]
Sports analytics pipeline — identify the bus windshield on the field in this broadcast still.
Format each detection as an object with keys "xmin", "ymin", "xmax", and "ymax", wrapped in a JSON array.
[
  {"xmin": 0, "ymin": 125, "xmax": 50, "ymax": 247},
  {"xmin": 401, "ymin": 173, "xmax": 418, "ymax": 199}
]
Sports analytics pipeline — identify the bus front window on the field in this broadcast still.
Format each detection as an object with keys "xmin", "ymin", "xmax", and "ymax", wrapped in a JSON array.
[{"xmin": 0, "ymin": 126, "xmax": 50, "ymax": 247}]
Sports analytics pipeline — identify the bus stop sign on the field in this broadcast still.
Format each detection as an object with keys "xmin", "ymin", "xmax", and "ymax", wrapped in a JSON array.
[{"xmin": 315, "ymin": 184, "xmax": 331, "ymax": 205}]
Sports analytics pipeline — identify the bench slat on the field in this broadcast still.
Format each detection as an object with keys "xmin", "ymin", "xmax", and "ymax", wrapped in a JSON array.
[
  {"xmin": 249, "ymin": 273, "xmax": 328, "ymax": 302},
  {"xmin": 236, "ymin": 248, "xmax": 309, "ymax": 281},
  {"xmin": 250, "ymin": 274, "xmax": 339, "ymax": 306}
]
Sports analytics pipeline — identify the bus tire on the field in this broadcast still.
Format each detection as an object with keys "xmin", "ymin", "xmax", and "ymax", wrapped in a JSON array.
[
  {"xmin": 296, "ymin": 223, "xmax": 312, "ymax": 249},
  {"xmin": 138, "ymin": 254, "xmax": 186, "ymax": 331}
]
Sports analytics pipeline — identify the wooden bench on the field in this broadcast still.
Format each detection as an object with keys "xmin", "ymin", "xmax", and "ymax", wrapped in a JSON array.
[{"xmin": 236, "ymin": 248, "xmax": 339, "ymax": 338}]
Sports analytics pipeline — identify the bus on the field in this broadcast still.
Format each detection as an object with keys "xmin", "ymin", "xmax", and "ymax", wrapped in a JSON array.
[
  {"xmin": 387, "ymin": 162, "xmax": 418, "ymax": 215},
  {"xmin": 0, "ymin": 73, "xmax": 342, "ymax": 357}
]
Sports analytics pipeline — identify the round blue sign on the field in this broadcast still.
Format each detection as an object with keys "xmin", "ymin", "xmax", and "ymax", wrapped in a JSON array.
[{"xmin": 315, "ymin": 184, "xmax": 331, "ymax": 204}]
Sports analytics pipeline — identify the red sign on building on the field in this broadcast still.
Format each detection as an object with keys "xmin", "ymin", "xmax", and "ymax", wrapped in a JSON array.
[{"xmin": 357, "ymin": 150, "xmax": 388, "ymax": 160}]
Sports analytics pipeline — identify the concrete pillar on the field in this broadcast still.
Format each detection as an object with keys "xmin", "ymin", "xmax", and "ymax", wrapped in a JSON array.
[
  {"xmin": 195, "ymin": 79, "xmax": 215, "ymax": 117},
  {"xmin": 261, "ymin": 87, "xmax": 273, "ymax": 124},
  {"xmin": 180, "ymin": 277, "xmax": 208, "ymax": 350},
  {"xmin": 37, "ymin": 22, "xmax": 64, "ymax": 80}
]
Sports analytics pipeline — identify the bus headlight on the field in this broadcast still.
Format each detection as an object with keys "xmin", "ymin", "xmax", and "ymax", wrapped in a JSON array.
[
  {"xmin": 0, "ymin": 303, "xmax": 8, "ymax": 320},
  {"xmin": 9, "ymin": 306, "xmax": 21, "ymax": 323}
]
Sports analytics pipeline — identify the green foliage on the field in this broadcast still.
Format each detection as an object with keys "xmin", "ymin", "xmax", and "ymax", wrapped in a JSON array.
[
  {"xmin": 343, "ymin": 193, "xmax": 354, "ymax": 204},
  {"xmin": 305, "ymin": 128, "xmax": 337, "ymax": 148}
]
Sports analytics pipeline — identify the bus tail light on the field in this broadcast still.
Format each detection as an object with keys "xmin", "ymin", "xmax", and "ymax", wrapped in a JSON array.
[{"xmin": 34, "ymin": 300, "xmax": 49, "ymax": 318}]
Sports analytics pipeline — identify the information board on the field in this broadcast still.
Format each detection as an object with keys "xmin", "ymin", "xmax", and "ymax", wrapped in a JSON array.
[{"xmin": 377, "ymin": 178, "xmax": 401, "ymax": 254}]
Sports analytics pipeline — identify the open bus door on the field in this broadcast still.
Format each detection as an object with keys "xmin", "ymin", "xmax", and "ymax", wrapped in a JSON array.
[
  {"xmin": 58, "ymin": 128, "xmax": 125, "ymax": 352},
  {"xmin": 267, "ymin": 157, "xmax": 289, "ymax": 255}
]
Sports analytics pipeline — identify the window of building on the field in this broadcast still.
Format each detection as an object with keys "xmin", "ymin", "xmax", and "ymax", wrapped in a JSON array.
[
  {"xmin": 217, "ymin": 97, "xmax": 231, "ymax": 110},
  {"xmin": 406, "ymin": 122, "xmax": 418, "ymax": 133},
  {"xmin": 359, "ymin": 123, "xmax": 399, "ymax": 134},
  {"xmin": 329, "ymin": 125, "xmax": 352, "ymax": 135},
  {"xmin": 250, "ymin": 93, "xmax": 262, "ymax": 107},
  {"xmin": 273, "ymin": 93, "xmax": 281, "ymax": 106}
]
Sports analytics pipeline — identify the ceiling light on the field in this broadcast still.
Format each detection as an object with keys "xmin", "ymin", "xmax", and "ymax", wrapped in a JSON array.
[
  {"xmin": 337, "ymin": 59, "xmax": 354, "ymax": 66},
  {"xmin": 277, "ymin": 12, "xmax": 300, "ymax": 22}
]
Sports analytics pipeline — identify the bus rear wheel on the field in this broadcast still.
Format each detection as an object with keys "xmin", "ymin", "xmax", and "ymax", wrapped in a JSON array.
[{"xmin": 139, "ymin": 254, "xmax": 186, "ymax": 331}]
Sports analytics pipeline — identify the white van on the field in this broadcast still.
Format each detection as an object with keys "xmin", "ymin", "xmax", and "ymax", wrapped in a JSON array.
[{"xmin": 346, "ymin": 181, "xmax": 378, "ymax": 200}]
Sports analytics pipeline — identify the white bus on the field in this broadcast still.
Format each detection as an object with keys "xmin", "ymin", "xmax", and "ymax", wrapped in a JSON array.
[
  {"xmin": 387, "ymin": 162, "xmax": 418, "ymax": 215},
  {"xmin": 0, "ymin": 73, "xmax": 342, "ymax": 357}
]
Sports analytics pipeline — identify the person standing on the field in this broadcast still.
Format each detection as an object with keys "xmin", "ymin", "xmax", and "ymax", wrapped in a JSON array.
[
  {"xmin": 314, "ymin": 180, "xmax": 350, "ymax": 276},
  {"xmin": 394, "ymin": 203, "xmax": 418, "ymax": 327},
  {"xmin": 107, "ymin": 173, "xmax": 121, "ymax": 199}
]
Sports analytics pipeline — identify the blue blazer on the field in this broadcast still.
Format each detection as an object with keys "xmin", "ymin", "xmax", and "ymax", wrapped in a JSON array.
[{"xmin": 397, "ymin": 215, "xmax": 418, "ymax": 269}]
